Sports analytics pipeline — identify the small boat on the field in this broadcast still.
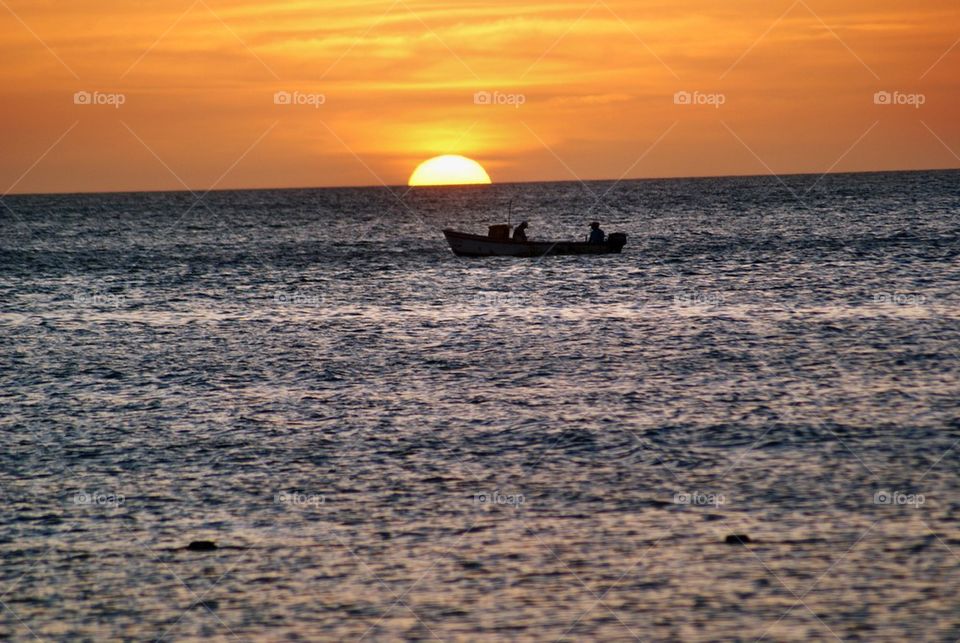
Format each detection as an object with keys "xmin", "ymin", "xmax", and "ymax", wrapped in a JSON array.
[{"xmin": 443, "ymin": 225, "xmax": 627, "ymax": 258}]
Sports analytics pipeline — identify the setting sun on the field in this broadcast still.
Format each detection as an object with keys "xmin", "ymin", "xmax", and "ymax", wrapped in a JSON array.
[{"xmin": 408, "ymin": 155, "xmax": 492, "ymax": 187}]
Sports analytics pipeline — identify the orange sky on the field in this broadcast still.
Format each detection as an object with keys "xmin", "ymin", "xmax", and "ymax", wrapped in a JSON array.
[{"xmin": 1, "ymin": 0, "xmax": 958, "ymax": 194}]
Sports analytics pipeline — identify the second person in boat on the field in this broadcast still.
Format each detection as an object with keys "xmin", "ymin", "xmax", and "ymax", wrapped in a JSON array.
[{"xmin": 513, "ymin": 221, "xmax": 529, "ymax": 242}]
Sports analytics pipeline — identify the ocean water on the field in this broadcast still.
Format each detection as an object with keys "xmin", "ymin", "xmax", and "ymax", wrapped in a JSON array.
[{"xmin": 2, "ymin": 170, "xmax": 960, "ymax": 641}]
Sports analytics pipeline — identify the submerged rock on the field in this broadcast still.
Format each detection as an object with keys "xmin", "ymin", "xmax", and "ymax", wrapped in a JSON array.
[
  {"xmin": 191, "ymin": 599, "xmax": 219, "ymax": 610},
  {"xmin": 186, "ymin": 540, "xmax": 218, "ymax": 551}
]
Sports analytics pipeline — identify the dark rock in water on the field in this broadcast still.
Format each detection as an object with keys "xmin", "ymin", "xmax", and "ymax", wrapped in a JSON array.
[
  {"xmin": 725, "ymin": 535, "xmax": 751, "ymax": 545},
  {"xmin": 191, "ymin": 599, "xmax": 218, "ymax": 610},
  {"xmin": 187, "ymin": 540, "xmax": 218, "ymax": 551}
]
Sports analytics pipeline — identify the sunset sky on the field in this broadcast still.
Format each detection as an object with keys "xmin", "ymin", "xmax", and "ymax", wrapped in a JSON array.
[{"xmin": 1, "ymin": 0, "xmax": 958, "ymax": 194}]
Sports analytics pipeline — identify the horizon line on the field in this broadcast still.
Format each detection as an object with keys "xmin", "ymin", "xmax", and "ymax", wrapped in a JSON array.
[{"xmin": 5, "ymin": 165, "xmax": 958, "ymax": 198}]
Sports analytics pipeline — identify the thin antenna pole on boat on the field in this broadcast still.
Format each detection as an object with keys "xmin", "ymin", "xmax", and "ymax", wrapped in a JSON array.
[{"xmin": 508, "ymin": 198, "xmax": 513, "ymax": 228}]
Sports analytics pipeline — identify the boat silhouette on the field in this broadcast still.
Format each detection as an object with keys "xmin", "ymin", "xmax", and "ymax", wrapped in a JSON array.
[{"xmin": 442, "ymin": 225, "xmax": 626, "ymax": 257}]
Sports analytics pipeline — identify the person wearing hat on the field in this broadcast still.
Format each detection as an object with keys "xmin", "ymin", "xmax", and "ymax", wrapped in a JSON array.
[
  {"xmin": 512, "ymin": 221, "xmax": 529, "ymax": 242},
  {"xmin": 588, "ymin": 221, "xmax": 605, "ymax": 244}
]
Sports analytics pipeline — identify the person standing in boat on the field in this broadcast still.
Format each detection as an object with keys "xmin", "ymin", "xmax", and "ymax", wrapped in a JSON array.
[
  {"xmin": 513, "ymin": 221, "xmax": 529, "ymax": 242},
  {"xmin": 588, "ymin": 221, "xmax": 605, "ymax": 244}
]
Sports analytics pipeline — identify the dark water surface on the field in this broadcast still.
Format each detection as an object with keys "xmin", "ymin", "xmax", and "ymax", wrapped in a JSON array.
[{"xmin": 2, "ymin": 170, "xmax": 960, "ymax": 641}]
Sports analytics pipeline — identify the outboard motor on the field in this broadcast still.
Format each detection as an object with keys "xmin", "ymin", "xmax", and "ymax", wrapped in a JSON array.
[{"xmin": 607, "ymin": 232, "xmax": 627, "ymax": 252}]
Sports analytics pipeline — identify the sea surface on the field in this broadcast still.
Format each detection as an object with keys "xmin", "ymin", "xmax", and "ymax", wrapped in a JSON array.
[{"xmin": 2, "ymin": 170, "xmax": 960, "ymax": 641}]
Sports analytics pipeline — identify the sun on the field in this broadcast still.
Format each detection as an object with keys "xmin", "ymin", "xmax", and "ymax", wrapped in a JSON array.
[{"xmin": 408, "ymin": 155, "xmax": 491, "ymax": 187}]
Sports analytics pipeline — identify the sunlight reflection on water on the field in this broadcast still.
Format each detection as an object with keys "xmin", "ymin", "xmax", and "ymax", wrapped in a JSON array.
[{"xmin": 2, "ymin": 171, "xmax": 960, "ymax": 640}]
